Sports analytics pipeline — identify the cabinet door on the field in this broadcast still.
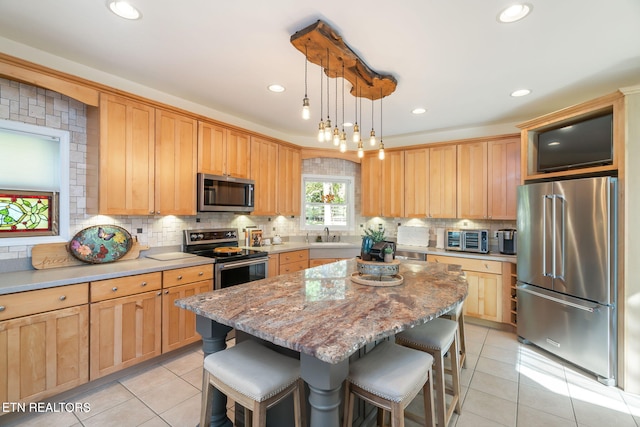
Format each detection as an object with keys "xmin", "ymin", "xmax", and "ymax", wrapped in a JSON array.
[
  {"xmin": 198, "ymin": 121, "xmax": 227, "ymax": 175},
  {"xmin": 457, "ymin": 141, "xmax": 488, "ymax": 219},
  {"xmin": 99, "ymin": 94, "xmax": 155, "ymax": 215},
  {"xmin": 277, "ymin": 145, "xmax": 301, "ymax": 216},
  {"xmin": 250, "ymin": 136, "xmax": 278, "ymax": 215},
  {"xmin": 487, "ymin": 138, "xmax": 521, "ymax": 220},
  {"xmin": 162, "ymin": 280, "xmax": 212, "ymax": 353},
  {"xmin": 155, "ymin": 110, "xmax": 197, "ymax": 215},
  {"xmin": 404, "ymin": 148, "xmax": 429, "ymax": 218},
  {"xmin": 90, "ymin": 290, "xmax": 162, "ymax": 380},
  {"xmin": 268, "ymin": 254, "xmax": 280, "ymax": 278},
  {"xmin": 361, "ymin": 152, "xmax": 382, "ymax": 216},
  {"xmin": 463, "ymin": 271, "xmax": 503, "ymax": 322},
  {"xmin": 382, "ymin": 150, "xmax": 404, "ymax": 217},
  {"xmin": 0, "ymin": 306, "xmax": 89, "ymax": 404},
  {"xmin": 227, "ymin": 129, "xmax": 251, "ymax": 178},
  {"xmin": 428, "ymin": 145, "xmax": 457, "ymax": 218}
]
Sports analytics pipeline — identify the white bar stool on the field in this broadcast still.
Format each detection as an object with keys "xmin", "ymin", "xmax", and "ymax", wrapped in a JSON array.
[
  {"xmin": 200, "ymin": 340, "xmax": 305, "ymax": 427},
  {"xmin": 396, "ymin": 318, "xmax": 461, "ymax": 427},
  {"xmin": 343, "ymin": 340, "xmax": 435, "ymax": 427},
  {"xmin": 441, "ymin": 302, "xmax": 466, "ymax": 368}
]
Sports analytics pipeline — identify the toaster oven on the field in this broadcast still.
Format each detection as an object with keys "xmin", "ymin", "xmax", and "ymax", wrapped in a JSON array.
[{"xmin": 446, "ymin": 229, "xmax": 489, "ymax": 253}]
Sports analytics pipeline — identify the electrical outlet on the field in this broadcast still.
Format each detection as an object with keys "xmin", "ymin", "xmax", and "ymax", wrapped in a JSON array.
[
  {"xmin": 397, "ymin": 222, "xmax": 401, "ymax": 226},
  {"xmin": 136, "ymin": 228, "xmax": 143, "ymax": 233},
  {"xmin": 378, "ymin": 224, "xmax": 383, "ymax": 231},
  {"xmin": 359, "ymin": 224, "xmax": 364, "ymax": 228},
  {"xmin": 196, "ymin": 218, "xmax": 201, "ymax": 223}
]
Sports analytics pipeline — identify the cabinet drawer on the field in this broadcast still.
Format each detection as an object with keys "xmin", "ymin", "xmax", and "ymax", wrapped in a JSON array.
[
  {"xmin": 429, "ymin": 255, "xmax": 502, "ymax": 274},
  {"xmin": 279, "ymin": 250, "xmax": 309, "ymax": 265},
  {"xmin": 163, "ymin": 265, "xmax": 213, "ymax": 288},
  {"xmin": 0, "ymin": 283, "xmax": 88, "ymax": 321},
  {"xmin": 91, "ymin": 272, "xmax": 161, "ymax": 302},
  {"xmin": 279, "ymin": 261, "xmax": 309, "ymax": 274}
]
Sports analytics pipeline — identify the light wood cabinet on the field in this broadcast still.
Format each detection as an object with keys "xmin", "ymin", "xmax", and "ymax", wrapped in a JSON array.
[
  {"xmin": 90, "ymin": 93, "xmax": 197, "ymax": 215},
  {"xmin": 428, "ymin": 255, "xmax": 503, "ymax": 323},
  {"xmin": 161, "ymin": 266, "xmax": 213, "ymax": 353},
  {"xmin": 89, "ymin": 274, "xmax": 163, "ymax": 380},
  {"xmin": 198, "ymin": 121, "xmax": 250, "ymax": 178},
  {"xmin": 277, "ymin": 144, "xmax": 302, "ymax": 216},
  {"xmin": 404, "ymin": 147, "xmax": 429, "ymax": 218},
  {"xmin": 428, "ymin": 145, "xmax": 457, "ymax": 218},
  {"xmin": 268, "ymin": 253, "xmax": 280, "ymax": 278},
  {"xmin": 279, "ymin": 249, "xmax": 309, "ymax": 274},
  {"xmin": 250, "ymin": 136, "xmax": 279, "ymax": 215},
  {"xmin": 309, "ymin": 258, "xmax": 344, "ymax": 267},
  {"xmin": 361, "ymin": 150, "xmax": 404, "ymax": 217},
  {"xmin": 0, "ymin": 285, "xmax": 89, "ymax": 404},
  {"xmin": 457, "ymin": 137, "xmax": 520, "ymax": 220}
]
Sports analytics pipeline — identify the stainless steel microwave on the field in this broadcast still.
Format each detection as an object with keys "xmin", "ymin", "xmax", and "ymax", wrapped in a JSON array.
[
  {"xmin": 197, "ymin": 173, "xmax": 254, "ymax": 213},
  {"xmin": 446, "ymin": 229, "xmax": 489, "ymax": 253}
]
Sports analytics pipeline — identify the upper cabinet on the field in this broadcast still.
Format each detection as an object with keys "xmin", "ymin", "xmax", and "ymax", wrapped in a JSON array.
[
  {"xmin": 277, "ymin": 144, "xmax": 301, "ymax": 216},
  {"xmin": 428, "ymin": 145, "xmax": 457, "ymax": 218},
  {"xmin": 361, "ymin": 150, "xmax": 404, "ymax": 217},
  {"xmin": 404, "ymin": 147, "xmax": 429, "ymax": 218},
  {"xmin": 88, "ymin": 93, "xmax": 197, "ymax": 216},
  {"xmin": 457, "ymin": 136, "xmax": 520, "ymax": 220},
  {"xmin": 198, "ymin": 121, "xmax": 251, "ymax": 178},
  {"xmin": 518, "ymin": 91, "xmax": 623, "ymax": 182}
]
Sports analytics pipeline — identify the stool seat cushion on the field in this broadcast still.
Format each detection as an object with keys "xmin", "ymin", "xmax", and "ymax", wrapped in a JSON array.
[
  {"xmin": 204, "ymin": 340, "xmax": 300, "ymax": 403},
  {"xmin": 396, "ymin": 318, "xmax": 457, "ymax": 352},
  {"xmin": 348, "ymin": 341, "xmax": 433, "ymax": 403}
]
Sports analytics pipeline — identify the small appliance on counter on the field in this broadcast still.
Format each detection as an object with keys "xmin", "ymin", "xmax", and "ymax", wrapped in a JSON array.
[
  {"xmin": 497, "ymin": 229, "xmax": 517, "ymax": 255},
  {"xmin": 445, "ymin": 229, "xmax": 489, "ymax": 253}
]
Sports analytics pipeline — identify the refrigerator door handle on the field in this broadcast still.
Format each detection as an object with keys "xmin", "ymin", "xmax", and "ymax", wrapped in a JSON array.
[
  {"xmin": 517, "ymin": 285, "xmax": 597, "ymax": 313},
  {"xmin": 556, "ymin": 194, "xmax": 566, "ymax": 281},
  {"xmin": 543, "ymin": 194, "xmax": 551, "ymax": 277}
]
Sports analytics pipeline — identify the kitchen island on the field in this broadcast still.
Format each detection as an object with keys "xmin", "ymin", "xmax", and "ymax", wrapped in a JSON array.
[{"xmin": 176, "ymin": 259, "xmax": 468, "ymax": 427}]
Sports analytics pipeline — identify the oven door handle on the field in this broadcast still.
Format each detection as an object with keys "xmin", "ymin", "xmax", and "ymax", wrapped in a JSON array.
[{"xmin": 217, "ymin": 258, "xmax": 267, "ymax": 269}]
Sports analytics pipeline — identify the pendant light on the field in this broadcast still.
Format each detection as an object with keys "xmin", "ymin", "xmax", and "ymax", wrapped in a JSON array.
[
  {"xmin": 378, "ymin": 89, "xmax": 385, "ymax": 160},
  {"xmin": 353, "ymin": 73, "xmax": 360, "ymax": 143},
  {"xmin": 317, "ymin": 59, "xmax": 325, "ymax": 142},
  {"xmin": 301, "ymin": 45, "xmax": 310, "ymax": 120},
  {"xmin": 339, "ymin": 62, "xmax": 347, "ymax": 153},
  {"xmin": 357, "ymin": 87, "xmax": 364, "ymax": 158},
  {"xmin": 332, "ymin": 68, "xmax": 340, "ymax": 146},
  {"xmin": 323, "ymin": 50, "xmax": 332, "ymax": 142},
  {"xmin": 369, "ymin": 97, "xmax": 376, "ymax": 146}
]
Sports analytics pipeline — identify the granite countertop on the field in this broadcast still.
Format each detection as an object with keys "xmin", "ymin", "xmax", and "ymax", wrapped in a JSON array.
[
  {"xmin": 0, "ymin": 255, "xmax": 215, "ymax": 295},
  {"xmin": 176, "ymin": 259, "xmax": 468, "ymax": 364}
]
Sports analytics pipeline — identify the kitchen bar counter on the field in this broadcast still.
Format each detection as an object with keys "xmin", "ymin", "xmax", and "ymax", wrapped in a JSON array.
[
  {"xmin": 176, "ymin": 259, "xmax": 468, "ymax": 427},
  {"xmin": 0, "ymin": 255, "xmax": 215, "ymax": 295}
]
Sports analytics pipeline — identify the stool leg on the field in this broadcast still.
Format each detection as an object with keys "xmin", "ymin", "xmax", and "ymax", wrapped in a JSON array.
[
  {"xmin": 450, "ymin": 336, "xmax": 462, "ymax": 415},
  {"xmin": 253, "ymin": 401, "xmax": 267, "ymax": 427},
  {"xmin": 458, "ymin": 313, "xmax": 467, "ymax": 368},
  {"xmin": 433, "ymin": 349, "xmax": 446, "ymax": 427},
  {"xmin": 390, "ymin": 401, "xmax": 404, "ymax": 427},
  {"xmin": 423, "ymin": 371, "xmax": 436, "ymax": 427},
  {"xmin": 200, "ymin": 370, "xmax": 213, "ymax": 427},
  {"xmin": 293, "ymin": 379, "xmax": 305, "ymax": 427},
  {"xmin": 342, "ymin": 382, "xmax": 353, "ymax": 427}
]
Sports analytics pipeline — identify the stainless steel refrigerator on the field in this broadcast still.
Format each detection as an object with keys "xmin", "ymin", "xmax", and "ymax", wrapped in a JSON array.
[{"xmin": 516, "ymin": 176, "xmax": 617, "ymax": 385}]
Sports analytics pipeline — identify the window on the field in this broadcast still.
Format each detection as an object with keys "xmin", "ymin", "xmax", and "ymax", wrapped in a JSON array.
[
  {"xmin": 0, "ymin": 119, "xmax": 69, "ymax": 246},
  {"xmin": 301, "ymin": 174, "xmax": 354, "ymax": 231}
]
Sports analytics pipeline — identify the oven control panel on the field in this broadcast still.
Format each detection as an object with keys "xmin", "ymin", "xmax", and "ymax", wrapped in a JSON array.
[{"xmin": 184, "ymin": 229, "xmax": 238, "ymax": 245}]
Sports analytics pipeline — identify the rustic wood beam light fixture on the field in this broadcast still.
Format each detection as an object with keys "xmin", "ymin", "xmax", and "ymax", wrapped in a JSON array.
[{"xmin": 290, "ymin": 20, "xmax": 397, "ymax": 100}]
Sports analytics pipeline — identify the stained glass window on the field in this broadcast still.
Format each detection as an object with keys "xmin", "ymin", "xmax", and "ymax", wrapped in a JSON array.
[{"xmin": 0, "ymin": 191, "xmax": 55, "ymax": 235}]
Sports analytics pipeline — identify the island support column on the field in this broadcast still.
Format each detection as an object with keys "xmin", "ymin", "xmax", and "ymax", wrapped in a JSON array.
[
  {"xmin": 300, "ymin": 353, "xmax": 348, "ymax": 427},
  {"xmin": 196, "ymin": 316, "xmax": 233, "ymax": 427}
]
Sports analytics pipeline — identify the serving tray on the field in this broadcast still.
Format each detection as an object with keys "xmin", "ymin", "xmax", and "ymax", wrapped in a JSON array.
[
  {"xmin": 68, "ymin": 225, "xmax": 133, "ymax": 264},
  {"xmin": 350, "ymin": 272, "xmax": 404, "ymax": 287}
]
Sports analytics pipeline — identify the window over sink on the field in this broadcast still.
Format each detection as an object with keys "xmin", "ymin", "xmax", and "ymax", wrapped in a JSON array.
[{"xmin": 300, "ymin": 174, "xmax": 354, "ymax": 232}]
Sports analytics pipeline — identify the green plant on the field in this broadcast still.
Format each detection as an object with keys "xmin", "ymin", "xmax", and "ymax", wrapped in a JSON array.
[
  {"xmin": 383, "ymin": 246, "xmax": 393, "ymax": 254},
  {"xmin": 363, "ymin": 227, "xmax": 385, "ymax": 243}
]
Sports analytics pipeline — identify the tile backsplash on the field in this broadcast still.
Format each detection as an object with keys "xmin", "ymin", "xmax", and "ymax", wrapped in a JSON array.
[{"xmin": 0, "ymin": 78, "xmax": 514, "ymax": 273}]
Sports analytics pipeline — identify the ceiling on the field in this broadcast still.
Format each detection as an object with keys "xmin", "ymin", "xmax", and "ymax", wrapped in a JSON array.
[{"xmin": 0, "ymin": 1, "xmax": 639, "ymax": 149}]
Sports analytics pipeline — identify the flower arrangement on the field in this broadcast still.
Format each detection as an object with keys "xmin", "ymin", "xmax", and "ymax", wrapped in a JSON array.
[{"xmin": 363, "ymin": 227, "xmax": 385, "ymax": 243}]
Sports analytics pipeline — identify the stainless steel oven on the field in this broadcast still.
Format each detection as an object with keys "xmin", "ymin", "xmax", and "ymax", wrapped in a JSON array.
[{"xmin": 214, "ymin": 257, "xmax": 267, "ymax": 290}]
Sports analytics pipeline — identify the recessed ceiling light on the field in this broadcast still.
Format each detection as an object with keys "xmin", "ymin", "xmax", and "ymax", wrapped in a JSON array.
[
  {"xmin": 412, "ymin": 108, "xmax": 427, "ymax": 115},
  {"xmin": 511, "ymin": 89, "xmax": 531, "ymax": 97},
  {"xmin": 268, "ymin": 84, "xmax": 285, "ymax": 93},
  {"xmin": 498, "ymin": 4, "xmax": 531, "ymax": 23},
  {"xmin": 107, "ymin": 1, "xmax": 141, "ymax": 20}
]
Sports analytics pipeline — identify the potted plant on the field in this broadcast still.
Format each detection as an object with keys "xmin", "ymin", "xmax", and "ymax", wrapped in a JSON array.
[
  {"xmin": 383, "ymin": 246, "xmax": 394, "ymax": 262},
  {"xmin": 363, "ymin": 227, "xmax": 385, "ymax": 244}
]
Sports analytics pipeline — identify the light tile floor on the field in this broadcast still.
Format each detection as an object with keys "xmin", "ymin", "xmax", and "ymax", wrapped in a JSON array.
[{"xmin": 4, "ymin": 323, "xmax": 640, "ymax": 427}]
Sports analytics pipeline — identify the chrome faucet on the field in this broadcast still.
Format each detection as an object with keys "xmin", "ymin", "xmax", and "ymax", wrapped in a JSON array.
[{"xmin": 324, "ymin": 227, "xmax": 330, "ymax": 243}]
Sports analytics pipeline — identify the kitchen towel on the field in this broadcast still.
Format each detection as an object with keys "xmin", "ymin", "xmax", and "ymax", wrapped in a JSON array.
[{"xmin": 397, "ymin": 226, "xmax": 430, "ymax": 247}]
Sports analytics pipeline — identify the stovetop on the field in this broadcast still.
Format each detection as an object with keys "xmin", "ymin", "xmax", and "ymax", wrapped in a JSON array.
[{"xmin": 183, "ymin": 228, "xmax": 267, "ymax": 262}]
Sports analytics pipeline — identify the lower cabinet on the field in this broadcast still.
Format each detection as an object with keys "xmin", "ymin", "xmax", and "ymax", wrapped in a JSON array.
[
  {"xmin": 162, "ymin": 265, "xmax": 213, "ymax": 353},
  {"xmin": 0, "ymin": 284, "xmax": 89, "ymax": 404},
  {"xmin": 309, "ymin": 258, "xmax": 345, "ymax": 267},
  {"xmin": 267, "ymin": 253, "xmax": 280, "ymax": 278},
  {"xmin": 428, "ymin": 255, "xmax": 504, "ymax": 323},
  {"xmin": 89, "ymin": 273, "xmax": 163, "ymax": 380},
  {"xmin": 279, "ymin": 249, "xmax": 309, "ymax": 274}
]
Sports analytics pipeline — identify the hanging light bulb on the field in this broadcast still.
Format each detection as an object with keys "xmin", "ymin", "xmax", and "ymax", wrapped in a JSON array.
[
  {"xmin": 339, "ymin": 62, "xmax": 347, "ymax": 152},
  {"xmin": 301, "ymin": 45, "xmax": 310, "ymax": 120},
  {"xmin": 357, "ymin": 141, "xmax": 364, "ymax": 158},
  {"xmin": 317, "ymin": 59, "xmax": 325, "ymax": 142},
  {"xmin": 378, "ymin": 89, "xmax": 385, "ymax": 160},
  {"xmin": 369, "ymin": 97, "xmax": 376, "ymax": 146},
  {"xmin": 353, "ymin": 74, "xmax": 360, "ymax": 143},
  {"xmin": 323, "ymin": 50, "xmax": 332, "ymax": 141},
  {"xmin": 333, "ymin": 69, "xmax": 340, "ymax": 146}
]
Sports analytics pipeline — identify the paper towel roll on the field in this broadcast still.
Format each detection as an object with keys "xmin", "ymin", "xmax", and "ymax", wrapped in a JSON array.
[{"xmin": 436, "ymin": 228, "xmax": 445, "ymax": 249}]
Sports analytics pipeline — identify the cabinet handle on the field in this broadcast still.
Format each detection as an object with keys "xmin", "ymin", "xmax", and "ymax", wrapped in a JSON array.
[
  {"xmin": 59, "ymin": 295, "xmax": 66, "ymax": 301},
  {"xmin": 156, "ymin": 211, "xmax": 160, "ymax": 214},
  {"xmin": 112, "ymin": 287, "xmax": 118, "ymax": 292},
  {"xmin": 149, "ymin": 211, "xmax": 154, "ymax": 215},
  {"xmin": 0, "ymin": 306, "xmax": 5, "ymax": 312},
  {"xmin": 164, "ymin": 290, "xmax": 169, "ymax": 295},
  {"xmin": 141, "ymin": 281, "xmax": 147, "ymax": 287},
  {"xmin": 177, "ymin": 275, "xmax": 183, "ymax": 280},
  {"xmin": 157, "ymin": 291, "xmax": 162, "ymax": 296},
  {"xmin": 198, "ymin": 271, "xmax": 204, "ymax": 276}
]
